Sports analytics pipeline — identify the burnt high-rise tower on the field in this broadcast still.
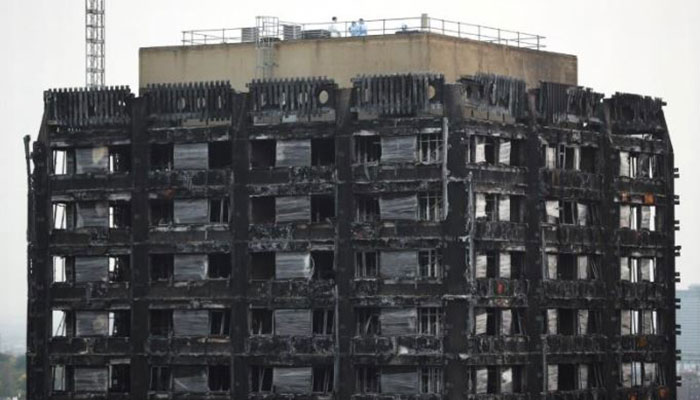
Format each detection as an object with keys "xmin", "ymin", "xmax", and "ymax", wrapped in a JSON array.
[{"xmin": 27, "ymin": 16, "xmax": 677, "ymax": 400}]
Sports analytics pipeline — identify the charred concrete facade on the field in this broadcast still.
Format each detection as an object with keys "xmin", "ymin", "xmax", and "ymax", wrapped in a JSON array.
[{"xmin": 27, "ymin": 71, "xmax": 677, "ymax": 399}]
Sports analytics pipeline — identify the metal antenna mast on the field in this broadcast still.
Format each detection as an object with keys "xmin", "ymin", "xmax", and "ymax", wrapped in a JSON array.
[{"xmin": 85, "ymin": 0, "xmax": 106, "ymax": 88}]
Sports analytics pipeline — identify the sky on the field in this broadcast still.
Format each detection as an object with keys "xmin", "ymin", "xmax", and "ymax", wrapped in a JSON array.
[{"xmin": 0, "ymin": 0, "xmax": 698, "ymax": 352}]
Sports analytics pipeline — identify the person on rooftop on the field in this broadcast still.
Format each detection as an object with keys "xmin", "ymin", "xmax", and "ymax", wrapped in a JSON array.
[
  {"xmin": 358, "ymin": 18, "xmax": 368, "ymax": 36},
  {"xmin": 349, "ymin": 21, "xmax": 360, "ymax": 37},
  {"xmin": 328, "ymin": 16, "xmax": 341, "ymax": 37}
]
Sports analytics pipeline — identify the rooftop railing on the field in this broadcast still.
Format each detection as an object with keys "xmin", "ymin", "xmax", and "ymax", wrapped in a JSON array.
[{"xmin": 181, "ymin": 15, "xmax": 546, "ymax": 50}]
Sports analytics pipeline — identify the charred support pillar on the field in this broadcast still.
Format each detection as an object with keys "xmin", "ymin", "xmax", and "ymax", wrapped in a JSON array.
[
  {"xmin": 231, "ymin": 92, "xmax": 252, "ymax": 399},
  {"xmin": 600, "ymin": 104, "xmax": 619, "ymax": 400},
  {"xmin": 443, "ymin": 84, "xmax": 469, "ymax": 399},
  {"xmin": 129, "ymin": 97, "xmax": 150, "ymax": 399},
  {"xmin": 525, "ymin": 92, "xmax": 545, "ymax": 395},
  {"xmin": 27, "ymin": 137, "xmax": 50, "ymax": 400},
  {"xmin": 334, "ymin": 88, "xmax": 355, "ymax": 400},
  {"xmin": 662, "ymin": 113, "xmax": 678, "ymax": 400}
]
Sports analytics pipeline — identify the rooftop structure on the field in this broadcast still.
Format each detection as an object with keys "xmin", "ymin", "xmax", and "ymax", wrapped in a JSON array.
[
  {"xmin": 26, "ymin": 15, "xmax": 677, "ymax": 400},
  {"xmin": 140, "ymin": 15, "xmax": 576, "ymax": 91}
]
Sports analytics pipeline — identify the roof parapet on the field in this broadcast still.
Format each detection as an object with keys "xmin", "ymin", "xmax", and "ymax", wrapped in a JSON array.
[
  {"xmin": 143, "ymin": 81, "xmax": 234, "ymax": 125},
  {"xmin": 44, "ymin": 86, "xmax": 132, "ymax": 129},
  {"xmin": 351, "ymin": 73, "xmax": 444, "ymax": 119}
]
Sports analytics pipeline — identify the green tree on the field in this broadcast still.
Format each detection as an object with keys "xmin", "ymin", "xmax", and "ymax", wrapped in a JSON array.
[{"xmin": 0, "ymin": 353, "xmax": 26, "ymax": 399}]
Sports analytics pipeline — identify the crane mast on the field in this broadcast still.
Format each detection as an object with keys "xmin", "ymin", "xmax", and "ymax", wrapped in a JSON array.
[{"xmin": 85, "ymin": 0, "xmax": 105, "ymax": 88}]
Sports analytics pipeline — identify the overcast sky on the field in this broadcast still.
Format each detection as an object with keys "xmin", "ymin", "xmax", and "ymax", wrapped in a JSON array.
[{"xmin": 0, "ymin": 0, "xmax": 698, "ymax": 350}]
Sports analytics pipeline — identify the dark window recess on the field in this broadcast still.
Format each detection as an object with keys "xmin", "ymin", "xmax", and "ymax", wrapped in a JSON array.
[
  {"xmin": 558, "ymin": 364, "xmax": 577, "ymax": 391},
  {"xmin": 312, "ymin": 138, "xmax": 335, "ymax": 166},
  {"xmin": 150, "ymin": 143, "xmax": 173, "ymax": 171},
  {"xmin": 150, "ymin": 254, "xmax": 174, "ymax": 281},
  {"xmin": 487, "ymin": 366, "xmax": 499, "ymax": 394},
  {"xmin": 588, "ymin": 311, "xmax": 603, "ymax": 334},
  {"xmin": 109, "ymin": 201, "xmax": 131, "ymax": 229},
  {"xmin": 581, "ymin": 147, "xmax": 596, "ymax": 173},
  {"xmin": 356, "ymin": 366, "xmax": 380, "ymax": 393},
  {"xmin": 541, "ymin": 309, "xmax": 549, "ymax": 335},
  {"xmin": 150, "ymin": 200, "xmax": 173, "ymax": 226},
  {"xmin": 312, "ymin": 251, "xmax": 335, "ymax": 280},
  {"xmin": 111, "ymin": 311, "xmax": 130, "ymax": 337},
  {"xmin": 109, "ymin": 145, "xmax": 131, "ymax": 173},
  {"xmin": 561, "ymin": 201, "xmax": 577, "ymax": 224},
  {"xmin": 356, "ymin": 195, "xmax": 380, "ymax": 222},
  {"xmin": 109, "ymin": 255, "xmax": 130, "ymax": 282},
  {"xmin": 250, "ymin": 309, "xmax": 273, "ymax": 335},
  {"xmin": 564, "ymin": 147, "xmax": 577, "ymax": 170},
  {"xmin": 558, "ymin": 309, "xmax": 576, "ymax": 336},
  {"xmin": 250, "ymin": 140, "xmax": 275, "ymax": 168},
  {"xmin": 486, "ymin": 309, "xmax": 498, "ymax": 335},
  {"xmin": 208, "ymin": 253, "xmax": 231, "ymax": 279},
  {"xmin": 208, "ymin": 365, "xmax": 230, "ymax": 392},
  {"xmin": 150, "ymin": 366, "xmax": 171, "ymax": 391},
  {"xmin": 109, "ymin": 364, "xmax": 130, "ymax": 393},
  {"xmin": 485, "ymin": 194, "xmax": 497, "ymax": 221},
  {"xmin": 312, "ymin": 366, "xmax": 334, "ymax": 393},
  {"xmin": 250, "ymin": 366, "xmax": 273, "ymax": 392},
  {"xmin": 250, "ymin": 252, "xmax": 274, "ymax": 280},
  {"xmin": 209, "ymin": 310, "xmax": 230, "ymax": 336},
  {"xmin": 510, "ymin": 140, "xmax": 523, "ymax": 166},
  {"xmin": 250, "ymin": 196, "xmax": 275, "ymax": 223},
  {"xmin": 209, "ymin": 198, "xmax": 229, "ymax": 223},
  {"xmin": 150, "ymin": 310, "xmax": 173, "ymax": 336},
  {"xmin": 510, "ymin": 252, "xmax": 525, "ymax": 279},
  {"xmin": 486, "ymin": 253, "xmax": 498, "ymax": 278},
  {"xmin": 356, "ymin": 308, "xmax": 380, "ymax": 336},
  {"xmin": 484, "ymin": 137, "xmax": 496, "ymax": 164},
  {"xmin": 311, "ymin": 195, "xmax": 335, "ymax": 223},
  {"xmin": 558, "ymin": 254, "xmax": 576, "ymax": 280},
  {"xmin": 512, "ymin": 310, "xmax": 526, "ymax": 335},
  {"xmin": 209, "ymin": 141, "xmax": 232, "ymax": 169},
  {"xmin": 355, "ymin": 136, "xmax": 381, "ymax": 163},
  {"xmin": 510, "ymin": 196, "xmax": 523, "ymax": 223},
  {"xmin": 313, "ymin": 309, "xmax": 334, "ymax": 335},
  {"xmin": 515, "ymin": 366, "xmax": 526, "ymax": 392},
  {"xmin": 355, "ymin": 251, "xmax": 379, "ymax": 278}
]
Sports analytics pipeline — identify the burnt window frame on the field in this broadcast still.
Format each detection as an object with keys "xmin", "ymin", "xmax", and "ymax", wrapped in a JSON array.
[
  {"xmin": 313, "ymin": 309, "xmax": 335, "ymax": 335},
  {"xmin": 149, "ymin": 254, "xmax": 174, "ymax": 282},
  {"xmin": 208, "ymin": 253, "xmax": 231, "ymax": 279},
  {"xmin": 250, "ymin": 366, "xmax": 273, "ymax": 393},
  {"xmin": 208, "ymin": 141, "xmax": 232, "ymax": 169},
  {"xmin": 249, "ymin": 308, "xmax": 273, "ymax": 335},
  {"xmin": 250, "ymin": 252, "xmax": 275, "ymax": 281},
  {"xmin": 311, "ymin": 194, "xmax": 335, "ymax": 223},
  {"xmin": 354, "ymin": 135, "xmax": 382, "ymax": 164},
  {"xmin": 150, "ymin": 143, "xmax": 174, "ymax": 171},
  {"xmin": 311, "ymin": 137, "xmax": 335, "ymax": 166},
  {"xmin": 355, "ymin": 195, "xmax": 380, "ymax": 222},
  {"xmin": 108, "ymin": 145, "xmax": 131, "ymax": 173},
  {"xmin": 149, "ymin": 366, "xmax": 171, "ymax": 392},
  {"xmin": 208, "ymin": 365, "xmax": 231, "ymax": 392},
  {"xmin": 355, "ymin": 366, "xmax": 380, "ymax": 394},
  {"xmin": 355, "ymin": 251, "xmax": 379, "ymax": 278},
  {"xmin": 250, "ymin": 139, "xmax": 276, "ymax": 169},
  {"xmin": 149, "ymin": 199, "xmax": 174, "ymax": 226},
  {"xmin": 209, "ymin": 197, "xmax": 230, "ymax": 224},
  {"xmin": 149, "ymin": 309, "xmax": 173, "ymax": 337},
  {"xmin": 312, "ymin": 366, "xmax": 335, "ymax": 393},
  {"xmin": 355, "ymin": 307, "xmax": 380, "ymax": 336},
  {"xmin": 311, "ymin": 250, "xmax": 335, "ymax": 281},
  {"xmin": 209, "ymin": 309, "xmax": 231, "ymax": 336}
]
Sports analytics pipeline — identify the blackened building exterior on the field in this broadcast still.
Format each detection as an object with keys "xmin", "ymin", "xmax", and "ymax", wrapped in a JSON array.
[{"xmin": 27, "ymin": 32, "xmax": 677, "ymax": 400}]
